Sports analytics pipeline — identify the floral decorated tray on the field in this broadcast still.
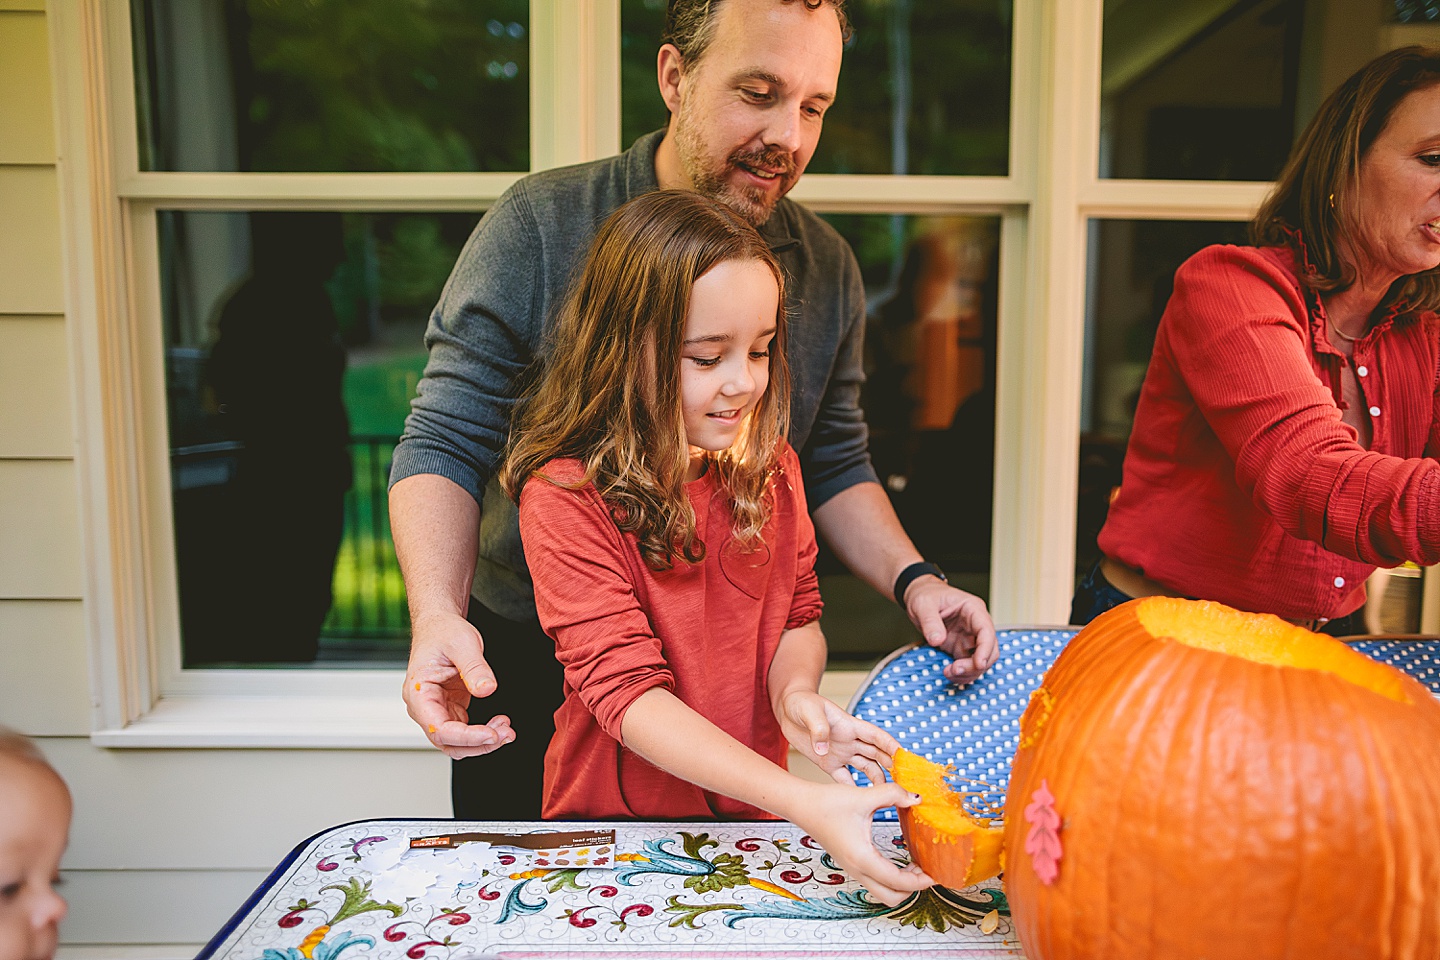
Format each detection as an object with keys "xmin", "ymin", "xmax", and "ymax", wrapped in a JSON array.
[{"xmin": 197, "ymin": 819, "xmax": 1022, "ymax": 959}]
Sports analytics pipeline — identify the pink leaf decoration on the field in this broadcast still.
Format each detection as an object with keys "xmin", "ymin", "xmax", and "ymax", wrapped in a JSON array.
[{"xmin": 1024, "ymin": 779, "xmax": 1063, "ymax": 885}]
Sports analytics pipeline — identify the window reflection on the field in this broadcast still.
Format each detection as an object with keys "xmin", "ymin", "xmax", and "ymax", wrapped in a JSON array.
[
  {"xmin": 1079, "ymin": 219, "xmax": 1248, "ymax": 578},
  {"xmin": 820, "ymin": 214, "xmax": 1000, "ymax": 661},
  {"xmin": 132, "ymin": 0, "xmax": 529, "ymax": 172},
  {"xmin": 619, "ymin": 0, "xmax": 1011, "ymax": 175},
  {"xmin": 1100, "ymin": 0, "xmax": 1439, "ymax": 181},
  {"xmin": 161, "ymin": 210, "xmax": 477, "ymax": 666}
]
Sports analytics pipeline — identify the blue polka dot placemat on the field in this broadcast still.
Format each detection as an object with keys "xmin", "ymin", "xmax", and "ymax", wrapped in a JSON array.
[
  {"xmin": 849, "ymin": 628, "xmax": 1076, "ymax": 821},
  {"xmin": 1345, "ymin": 638, "xmax": 1440, "ymax": 694},
  {"xmin": 851, "ymin": 629, "xmax": 1440, "ymax": 821}
]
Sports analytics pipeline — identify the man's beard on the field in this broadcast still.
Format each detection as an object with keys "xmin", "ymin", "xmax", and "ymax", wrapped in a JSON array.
[{"xmin": 675, "ymin": 117, "xmax": 797, "ymax": 227}]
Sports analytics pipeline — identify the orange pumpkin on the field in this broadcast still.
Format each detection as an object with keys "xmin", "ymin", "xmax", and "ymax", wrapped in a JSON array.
[
  {"xmin": 1004, "ymin": 597, "xmax": 1440, "ymax": 960},
  {"xmin": 891, "ymin": 746, "xmax": 1005, "ymax": 889}
]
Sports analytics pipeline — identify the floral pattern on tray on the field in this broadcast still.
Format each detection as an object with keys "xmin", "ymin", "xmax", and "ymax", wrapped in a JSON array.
[{"xmin": 199, "ymin": 819, "xmax": 1023, "ymax": 959}]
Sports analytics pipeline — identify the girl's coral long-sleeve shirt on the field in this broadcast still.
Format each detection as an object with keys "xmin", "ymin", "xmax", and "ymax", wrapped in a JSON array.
[
  {"xmin": 1099, "ymin": 243, "xmax": 1440, "ymax": 621},
  {"xmin": 519, "ymin": 443, "xmax": 822, "ymax": 820}
]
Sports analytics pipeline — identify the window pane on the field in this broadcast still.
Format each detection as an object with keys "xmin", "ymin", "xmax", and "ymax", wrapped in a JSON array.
[
  {"xmin": 132, "ymin": 0, "xmax": 529, "ymax": 172},
  {"xmin": 160, "ymin": 210, "xmax": 477, "ymax": 667},
  {"xmin": 620, "ymin": 0, "xmax": 1012, "ymax": 176},
  {"xmin": 1100, "ymin": 0, "xmax": 1432, "ymax": 180},
  {"xmin": 818, "ymin": 213, "xmax": 1001, "ymax": 662},
  {"xmin": 1079, "ymin": 219, "xmax": 1248, "ymax": 579}
]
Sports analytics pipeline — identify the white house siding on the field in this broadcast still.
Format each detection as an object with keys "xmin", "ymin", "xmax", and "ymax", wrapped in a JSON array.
[{"xmin": 0, "ymin": 4, "xmax": 453, "ymax": 955}]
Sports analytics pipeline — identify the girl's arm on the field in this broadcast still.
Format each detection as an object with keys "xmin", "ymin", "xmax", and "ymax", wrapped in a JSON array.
[
  {"xmin": 767, "ymin": 621, "xmax": 899, "ymax": 787},
  {"xmin": 620, "ymin": 687, "xmax": 931, "ymax": 907}
]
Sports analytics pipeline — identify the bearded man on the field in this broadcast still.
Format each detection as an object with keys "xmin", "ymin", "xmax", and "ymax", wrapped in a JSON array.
[{"xmin": 389, "ymin": 0, "xmax": 997, "ymax": 819}]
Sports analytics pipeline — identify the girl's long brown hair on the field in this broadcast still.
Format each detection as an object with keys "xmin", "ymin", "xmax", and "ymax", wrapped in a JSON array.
[
  {"xmin": 1253, "ymin": 45, "xmax": 1440, "ymax": 311},
  {"xmin": 500, "ymin": 190, "xmax": 790, "ymax": 571}
]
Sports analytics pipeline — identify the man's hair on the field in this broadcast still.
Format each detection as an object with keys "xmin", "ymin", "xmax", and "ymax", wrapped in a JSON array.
[
  {"xmin": 663, "ymin": 0, "xmax": 852, "ymax": 72},
  {"xmin": 501, "ymin": 190, "xmax": 791, "ymax": 572},
  {"xmin": 1253, "ymin": 45, "xmax": 1440, "ymax": 311}
]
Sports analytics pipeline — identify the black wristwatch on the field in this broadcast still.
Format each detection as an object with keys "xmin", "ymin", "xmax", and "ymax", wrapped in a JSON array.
[{"xmin": 893, "ymin": 561, "xmax": 947, "ymax": 607}]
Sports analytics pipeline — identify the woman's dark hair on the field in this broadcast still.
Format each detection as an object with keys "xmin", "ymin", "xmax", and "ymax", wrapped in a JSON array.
[{"xmin": 1253, "ymin": 45, "xmax": 1440, "ymax": 310}]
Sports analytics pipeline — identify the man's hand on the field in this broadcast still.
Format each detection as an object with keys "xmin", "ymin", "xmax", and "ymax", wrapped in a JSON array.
[
  {"xmin": 903, "ymin": 577, "xmax": 998, "ymax": 684},
  {"xmin": 777, "ymin": 692, "xmax": 899, "ymax": 786},
  {"xmin": 403, "ymin": 611, "xmax": 515, "ymax": 759},
  {"xmin": 791, "ymin": 781, "xmax": 933, "ymax": 907}
]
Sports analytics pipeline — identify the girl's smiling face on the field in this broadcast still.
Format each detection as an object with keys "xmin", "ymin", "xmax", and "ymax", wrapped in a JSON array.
[
  {"xmin": 679, "ymin": 257, "xmax": 780, "ymax": 476},
  {"xmin": 1345, "ymin": 82, "xmax": 1440, "ymax": 290},
  {"xmin": 0, "ymin": 759, "xmax": 70, "ymax": 960}
]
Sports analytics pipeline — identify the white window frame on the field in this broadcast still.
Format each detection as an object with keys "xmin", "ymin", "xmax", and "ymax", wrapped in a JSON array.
[{"xmin": 51, "ymin": 0, "xmax": 1274, "ymax": 747}]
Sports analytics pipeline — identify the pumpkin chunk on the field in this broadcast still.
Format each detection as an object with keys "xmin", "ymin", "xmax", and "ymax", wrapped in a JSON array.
[{"xmin": 891, "ymin": 747, "xmax": 1005, "ymax": 889}]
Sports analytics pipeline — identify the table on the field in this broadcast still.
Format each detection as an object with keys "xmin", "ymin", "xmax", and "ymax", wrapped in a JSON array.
[{"xmin": 197, "ymin": 819, "xmax": 1022, "ymax": 959}]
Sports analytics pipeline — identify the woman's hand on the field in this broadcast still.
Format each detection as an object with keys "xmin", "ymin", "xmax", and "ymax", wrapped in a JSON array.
[
  {"xmin": 777, "ymin": 692, "xmax": 899, "ymax": 786},
  {"xmin": 790, "ymin": 780, "xmax": 933, "ymax": 907}
]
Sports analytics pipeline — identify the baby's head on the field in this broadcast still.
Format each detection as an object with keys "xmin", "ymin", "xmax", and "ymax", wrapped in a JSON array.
[{"xmin": 0, "ymin": 731, "xmax": 70, "ymax": 960}]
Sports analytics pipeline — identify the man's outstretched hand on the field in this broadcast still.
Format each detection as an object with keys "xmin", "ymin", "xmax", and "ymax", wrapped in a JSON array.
[{"xmin": 403, "ymin": 611, "xmax": 515, "ymax": 759}]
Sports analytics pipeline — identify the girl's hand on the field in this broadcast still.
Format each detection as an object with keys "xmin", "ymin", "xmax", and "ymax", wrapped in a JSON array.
[
  {"xmin": 791, "ymin": 781, "xmax": 933, "ymax": 907},
  {"xmin": 778, "ymin": 692, "xmax": 900, "ymax": 786}
]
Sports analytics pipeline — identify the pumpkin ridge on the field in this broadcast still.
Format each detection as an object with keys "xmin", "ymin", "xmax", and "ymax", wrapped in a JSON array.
[
  {"xmin": 1353, "ymin": 681, "xmax": 1405, "ymax": 955},
  {"xmin": 1347, "ymin": 672, "xmax": 1440, "ymax": 955},
  {"xmin": 1114, "ymin": 645, "xmax": 1228, "ymax": 953}
]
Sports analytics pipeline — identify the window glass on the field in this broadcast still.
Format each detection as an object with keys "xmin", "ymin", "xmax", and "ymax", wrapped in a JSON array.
[
  {"xmin": 1100, "ymin": 0, "xmax": 1435, "ymax": 180},
  {"xmin": 1079, "ymin": 219, "xmax": 1248, "ymax": 580},
  {"xmin": 132, "ymin": 0, "xmax": 529, "ymax": 172},
  {"xmin": 818, "ymin": 213, "xmax": 1001, "ymax": 662},
  {"xmin": 619, "ymin": 0, "xmax": 1012, "ymax": 176},
  {"xmin": 160, "ymin": 209, "xmax": 478, "ymax": 667}
]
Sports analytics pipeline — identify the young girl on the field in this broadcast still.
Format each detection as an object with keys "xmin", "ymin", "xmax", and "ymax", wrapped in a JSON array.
[
  {"xmin": 500, "ymin": 190, "xmax": 932, "ymax": 907},
  {"xmin": 0, "ymin": 729, "xmax": 70, "ymax": 960}
]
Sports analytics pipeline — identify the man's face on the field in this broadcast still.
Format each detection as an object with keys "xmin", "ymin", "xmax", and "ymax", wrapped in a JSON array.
[{"xmin": 669, "ymin": 0, "xmax": 843, "ymax": 225}]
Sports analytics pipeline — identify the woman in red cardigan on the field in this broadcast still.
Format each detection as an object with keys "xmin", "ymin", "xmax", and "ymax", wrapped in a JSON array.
[{"xmin": 1075, "ymin": 45, "xmax": 1440, "ymax": 633}]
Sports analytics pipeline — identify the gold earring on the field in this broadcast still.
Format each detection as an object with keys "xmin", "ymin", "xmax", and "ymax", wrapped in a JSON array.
[{"xmin": 1329, "ymin": 193, "xmax": 1336, "ymax": 209}]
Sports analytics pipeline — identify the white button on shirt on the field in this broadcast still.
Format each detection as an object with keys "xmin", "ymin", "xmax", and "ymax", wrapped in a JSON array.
[
  {"xmin": 1335, "ymin": 577, "xmax": 1346, "ymax": 589},
  {"xmin": 1369, "ymin": 405, "xmax": 1381, "ymax": 417},
  {"xmin": 1357, "ymin": 365, "xmax": 1368, "ymax": 377}
]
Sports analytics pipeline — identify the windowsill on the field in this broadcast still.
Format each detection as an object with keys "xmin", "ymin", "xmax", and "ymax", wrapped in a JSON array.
[
  {"xmin": 92, "ymin": 667, "xmax": 431, "ymax": 748},
  {"xmin": 89, "ymin": 669, "xmax": 872, "ymax": 749}
]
